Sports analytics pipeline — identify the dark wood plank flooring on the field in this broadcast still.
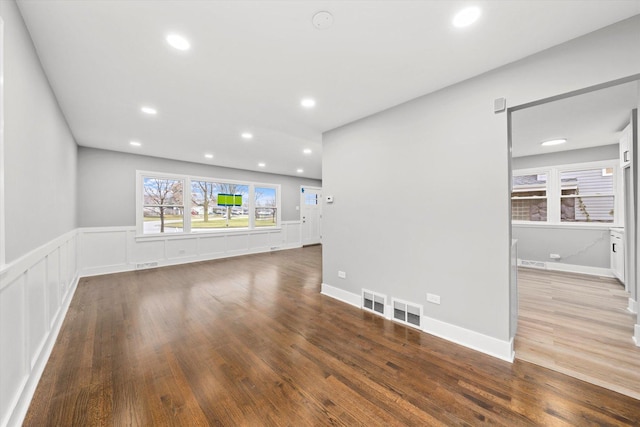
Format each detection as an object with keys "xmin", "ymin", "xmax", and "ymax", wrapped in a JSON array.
[{"xmin": 25, "ymin": 246, "xmax": 640, "ymax": 425}]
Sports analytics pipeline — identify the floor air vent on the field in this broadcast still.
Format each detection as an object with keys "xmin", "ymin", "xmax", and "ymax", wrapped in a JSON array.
[
  {"xmin": 362, "ymin": 289, "xmax": 386, "ymax": 316},
  {"xmin": 519, "ymin": 259, "xmax": 546, "ymax": 269},
  {"xmin": 392, "ymin": 298, "xmax": 422, "ymax": 329}
]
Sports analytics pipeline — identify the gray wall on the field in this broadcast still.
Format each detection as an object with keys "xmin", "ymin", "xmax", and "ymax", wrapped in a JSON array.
[
  {"xmin": 1, "ymin": 0, "xmax": 77, "ymax": 263},
  {"xmin": 512, "ymin": 226, "xmax": 611, "ymax": 268},
  {"xmin": 513, "ymin": 145, "xmax": 619, "ymax": 268},
  {"xmin": 77, "ymin": 147, "xmax": 321, "ymax": 227},
  {"xmin": 322, "ymin": 16, "xmax": 640, "ymax": 342}
]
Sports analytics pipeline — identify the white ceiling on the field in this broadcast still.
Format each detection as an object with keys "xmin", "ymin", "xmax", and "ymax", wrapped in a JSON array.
[
  {"xmin": 512, "ymin": 80, "xmax": 639, "ymax": 158},
  {"xmin": 16, "ymin": 1, "xmax": 640, "ymax": 179}
]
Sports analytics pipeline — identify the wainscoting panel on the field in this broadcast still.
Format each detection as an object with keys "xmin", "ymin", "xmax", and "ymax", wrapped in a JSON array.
[
  {"xmin": 46, "ymin": 250, "xmax": 60, "ymax": 328},
  {"xmin": 0, "ymin": 273, "xmax": 27, "ymax": 427},
  {"xmin": 79, "ymin": 222, "xmax": 303, "ymax": 277},
  {"xmin": 81, "ymin": 229, "xmax": 127, "ymax": 268},
  {"xmin": 130, "ymin": 237, "xmax": 164, "ymax": 264},
  {"xmin": 0, "ymin": 230, "xmax": 79, "ymax": 427},
  {"xmin": 26, "ymin": 259, "xmax": 47, "ymax": 369},
  {"xmin": 198, "ymin": 235, "xmax": 226, "ymax": 256},
  {"xmin": 248, "ymin": 232, "xmax": 270, "ymax": 250},
  {"xmin": 226, "ymin": 233, "xmax": 250, "ymax": 254},
  {"xmin": 166, "ymin": 238, "xmax": 198, "ymax": 260}
]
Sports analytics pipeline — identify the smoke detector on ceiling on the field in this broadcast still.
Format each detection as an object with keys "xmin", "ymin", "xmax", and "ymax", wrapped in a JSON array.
[{"xmin": 312, "ymin": 11, "xmax": 334, "ymax": 30}]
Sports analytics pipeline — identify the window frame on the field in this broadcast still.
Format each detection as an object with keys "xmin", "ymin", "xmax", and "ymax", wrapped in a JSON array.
[
  {"xmin": 254, "ymin": 184, "xmax": 280, "ymax": 228},
  {"xmin": 136, "ymin": 170, "xmax": 281, "ymax": 237},
  {"xmin": 512, "ymin": 160, "xmax": 622, "ymax": 228},
  {"xmin": 511, "ymin": 169, "xmax": 551, "ymax": 223}
]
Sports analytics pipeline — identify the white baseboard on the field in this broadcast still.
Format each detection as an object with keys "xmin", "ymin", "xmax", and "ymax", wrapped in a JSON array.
[
  {"xmin": 518, "ymin": 259, "xmax": 614, "ymax": 278},
  {"xmin": 422, "ymin": 316, "xmax": 515, "ymax": 363},
  {"xmin": 320, "ymin": 283, "xmax": 514, "ymax": 363},
  {"xmin": 634, "ymin": 324, "xmax": 640, "ymax": 347},
  {"xmin": 320, "ymin": 283, "xmax": 360, "ymax": 308},
  {"xmin": 628, "ymin": 298, "xmax": 638, "ymax": 314}
]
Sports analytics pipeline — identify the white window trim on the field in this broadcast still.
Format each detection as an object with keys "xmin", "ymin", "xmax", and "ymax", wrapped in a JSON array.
[
  {"xmin": 512, "ymin": 160, "xmax": 622, "ymax": 227},
  {"xmin": 136, "ymin": 170, "xmax": 282, "ymax": 238},
  {"xmin": 254, "ymin": 184, "xmax": 281, "ymax": 229}
]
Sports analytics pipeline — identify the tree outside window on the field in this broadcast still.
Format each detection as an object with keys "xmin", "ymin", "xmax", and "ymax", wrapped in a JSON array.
[{"xmin": 143, "ymin": 177, "xmax": 184, "ymax": 233}]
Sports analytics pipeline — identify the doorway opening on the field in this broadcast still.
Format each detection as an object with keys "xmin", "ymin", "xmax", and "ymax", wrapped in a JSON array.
[{"xmin": 508, "ymin": 76, "xmax": 640, "ymax": 398}]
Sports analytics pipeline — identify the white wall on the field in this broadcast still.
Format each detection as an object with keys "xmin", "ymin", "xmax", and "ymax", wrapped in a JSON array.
[
  {"xmin": 77, "ymin": 147, "xmax": 321, "ymax": 227},
  {"xmin": 322, "ymin": 16, "xmax": 640, "ymax": 360},
  {"xmin": 0, "ymin": 0, "xmax": 77, "ymax": 263}
]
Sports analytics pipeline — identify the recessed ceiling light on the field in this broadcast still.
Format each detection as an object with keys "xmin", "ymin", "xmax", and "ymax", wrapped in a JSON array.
[
  {"xmin": 258, "ymin": 162, "xmax": 266, "ymax": 168},
  {"xmin": 303, "ymin": 148, "xmax": 312, "ymax": 154},
  {"xmin": 241, "ymin": 132, "xmax": 253, "ymax": 140},
  {"xmin": 301, "ymin": 98, "xmax": 316, "ymax": 108},
  {"xmin": 541, "ymin": 138, "xmax": 567, "ymax": 146},
  {"xmin": 204, "ymin": 153, "xmax": 214, "ymax": 159},
  {"xmin": 296, "ymin": 168, "xmax": 304, "ymax": 173},
  {"xmin": 166, "ymin": 33, "xmax": 191, "ymax": 51},
  {"xmin": 452, "ymin": 7, "xmax": 481, "ymax": 28},
  {"xmin": 141, "ymin": 106, "xmax": 157, "ymax": 115},
  {"xmin": 129, "ymin": 141, "xmax": 141, "ymax": 147}
]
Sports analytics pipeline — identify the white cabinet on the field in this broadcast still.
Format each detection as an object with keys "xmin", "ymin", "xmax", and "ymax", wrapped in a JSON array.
[
  {"xmin": 620, "ymin": 123, "xmax": 631, "ymax": 168},
  {"xmin": 610, "ymin": 228, "xmax": 624, "ymax": 284}
]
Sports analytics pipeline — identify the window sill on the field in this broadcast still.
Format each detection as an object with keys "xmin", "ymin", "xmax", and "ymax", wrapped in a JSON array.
[
  {"xmin": 135, "ymin": 226, "xmax": 282, "ymax": 241},
  {"xmin": 512, "ymin": 221, "xmax": 620, "ymax": 231}
]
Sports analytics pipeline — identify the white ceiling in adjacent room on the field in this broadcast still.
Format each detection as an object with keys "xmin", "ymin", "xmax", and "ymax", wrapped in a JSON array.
[{"xmin": 512, "ymin": 80, "xmax": 639, "ymax": 158}]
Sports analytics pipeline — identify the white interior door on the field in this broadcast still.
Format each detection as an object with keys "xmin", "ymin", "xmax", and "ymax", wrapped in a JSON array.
[{"xmin": 301, "ymin": 186, "xmax": 322, "ymax": 245}]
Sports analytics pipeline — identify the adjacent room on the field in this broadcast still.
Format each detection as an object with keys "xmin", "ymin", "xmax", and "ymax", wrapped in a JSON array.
[
  {"xmin": 1, "ymin": 1, "xmax": 639, "ymax": 426},
  {"xmin": 510, "ymin": 80, "xmax": 640, "ymax": 398}
]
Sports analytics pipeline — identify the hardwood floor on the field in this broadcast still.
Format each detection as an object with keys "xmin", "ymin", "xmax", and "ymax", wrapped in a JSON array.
[
  {"xmin": 515, "ymin": 267, "xmax": 640, "ymax": 400},
  {"xmin": 25, "ymin": 246, "xmax": 640, "ymax": 426}
]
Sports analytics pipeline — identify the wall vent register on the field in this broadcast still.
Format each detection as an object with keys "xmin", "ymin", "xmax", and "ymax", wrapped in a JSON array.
[
  {"xmin": 392, "ymin": 299, "xmax": 422, "ymax": 329},
  {"xmin": 362, "ymin": 290, "xmax": 385, "ymax": 316}
]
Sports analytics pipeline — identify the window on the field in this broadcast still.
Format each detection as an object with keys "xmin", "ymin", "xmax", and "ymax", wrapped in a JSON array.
[
  {"xmin": 512, "ymin": 161, "xmax": 619, "ymax": 225},
  {"xmin": 191, "ymin": 181, "xmax": 249, "ymax": 230},
  {"xmin": 511, "ymin": 173, "xmax": 548, "ymax": 222},
  {"xmin": 559, "ymin": 168, "xmax": 614, "ymax": 223},
  {"xmin": 137, "ymin": 171, "xmax": 280, "ymax": 235},
  {"xmin": 255, "ymin": 186, "xmax": 277, "ymax": 227},
  {"xmin": 304, "ymin": 193, "xmax": 318, "ymax": 205},
  {"xmin": 142, "ymin": 176, "xmax": 184, "ymax": 234}
]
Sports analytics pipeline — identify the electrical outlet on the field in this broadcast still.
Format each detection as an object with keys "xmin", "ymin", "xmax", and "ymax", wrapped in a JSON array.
[
  {"xmin": 549, "ymin": 253, "xmax": 561, "ymax": 259},
  {"xmin": 178, "ymin": 249, "xmax": 186, "ymax": 254},
  {"xmin": 427, "ymin": 293, "xmax": 441, "ymax": 304},
  {"xmin": 338, "ymin": 271, "xmax": 346, "ymax": 279}
]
